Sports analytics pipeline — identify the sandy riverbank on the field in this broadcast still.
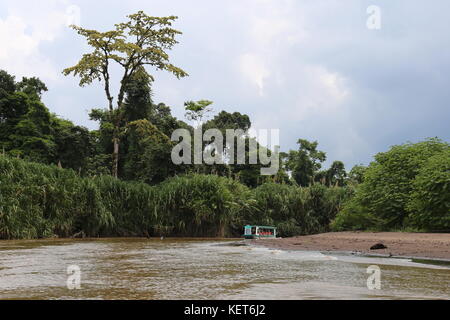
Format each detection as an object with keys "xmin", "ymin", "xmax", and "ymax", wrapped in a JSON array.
[{"xmin": 250, "ymin": 232, "xmax": 450, "ymax": 261}]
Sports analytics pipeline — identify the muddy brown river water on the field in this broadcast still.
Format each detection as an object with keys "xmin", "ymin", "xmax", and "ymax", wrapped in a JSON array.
[{"xmin": 0, "ymin": 238, "xmax": 449, "ymax": 300}]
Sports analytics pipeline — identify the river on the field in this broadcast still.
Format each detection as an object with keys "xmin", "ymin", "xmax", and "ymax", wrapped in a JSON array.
[{"xmin": 0, "ymin": 238, "xmax": 449, "ymax": 300}]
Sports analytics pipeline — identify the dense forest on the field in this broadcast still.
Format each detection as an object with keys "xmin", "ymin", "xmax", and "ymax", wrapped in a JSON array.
[
  {"xmin": 1, "ymin": 67, "xmax": 448, "ymax": 240},
  {"xmin": 0, "ymin": 68, "xmax": 355, "ymax": 239},
  {"xmin": 0, "ymin": 12, "xmax": 448, "ymax": 240}
]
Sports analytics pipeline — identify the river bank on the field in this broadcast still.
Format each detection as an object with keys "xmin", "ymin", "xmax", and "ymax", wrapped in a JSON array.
[{"xmin": 250, "ymin": 232, "xmax": 450, "ymax": 261}]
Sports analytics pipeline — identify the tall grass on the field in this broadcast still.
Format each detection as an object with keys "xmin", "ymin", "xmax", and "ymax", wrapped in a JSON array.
[
  {"xmin": 0, "ymin": 156, "xmax": 158, "ymax": 239},
  {"xmin": 0, "ymin": 156, "xmax": 351, "ymax": 239},
  {"xmin": 156, "ymin": 174, "xmax": 253, "ymax": 237},
  {"xmin": 249, "ymin": 183, "xmax": 353, "ymax": 237}
]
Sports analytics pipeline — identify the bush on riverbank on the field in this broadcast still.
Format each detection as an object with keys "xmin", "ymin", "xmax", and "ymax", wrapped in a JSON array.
[
  {"xmin": 0, "ymin": 156, "xmax": 352, "ymax": 239},
  {"xmin": 332, "ymin": 139, "xmax": 450, "ymax": 232}
]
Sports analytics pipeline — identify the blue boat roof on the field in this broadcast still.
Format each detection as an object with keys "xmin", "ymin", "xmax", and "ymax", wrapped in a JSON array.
[{"xmin": 245, "ymin": 225, "xmax": 277, "ymax": 229}]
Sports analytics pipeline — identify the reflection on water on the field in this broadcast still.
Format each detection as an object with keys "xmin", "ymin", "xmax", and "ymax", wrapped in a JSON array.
[{"xmin": 0, "ymin": 238, "xmax": 449, "ymax": 300}]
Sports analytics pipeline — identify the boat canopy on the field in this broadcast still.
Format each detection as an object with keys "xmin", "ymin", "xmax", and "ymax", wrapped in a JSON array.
[{"xmin": 244, "ymin": 225, "xmax": 277, "ymax": 239}]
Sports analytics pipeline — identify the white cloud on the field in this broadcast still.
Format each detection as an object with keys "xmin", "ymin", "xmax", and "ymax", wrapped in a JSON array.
[
  {"xmin": 0, "ymin": 15, "xmax": 55, "ymax": 79},
  {"xmin": 239, "ymin": 53, "xmax": 270, "ymax": 96},
  {"xmin": 0, "ymin": 0, "xmax": 75, "ymax": 80},
  {"xmin": 249, "ymin": 14, "xmax": 305, "ymax": 48},
  {"xmin": 235, "ymin": 0, "xmax": 307, "ymax": 97},
  {"xmin": 294, "ymin": 65, "xmax": 350, "ymax": 119}
]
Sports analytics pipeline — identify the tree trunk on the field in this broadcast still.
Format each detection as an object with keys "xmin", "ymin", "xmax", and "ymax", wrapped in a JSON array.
[
  {"xmin": 112, "ymin": 136, "xmax": 120, "ymax": 178},
  {"xmin": 217, "ymin": 222, "xmax": 226, "ymax": 238}
]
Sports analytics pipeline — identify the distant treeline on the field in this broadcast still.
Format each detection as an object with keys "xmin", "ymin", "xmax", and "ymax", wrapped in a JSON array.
[
  {"xmin": 0, "ymin": 69, "xmax": 358, "ymax": 188},
  {"xmin": 0, "ymin": 156, "xmax": 351, "ymax": 239}
]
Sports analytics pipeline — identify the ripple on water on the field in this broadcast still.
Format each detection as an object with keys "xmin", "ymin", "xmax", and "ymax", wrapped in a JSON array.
[{"xmin": 0, "ymin": 239, "xmax": 448, "ymax": 300}]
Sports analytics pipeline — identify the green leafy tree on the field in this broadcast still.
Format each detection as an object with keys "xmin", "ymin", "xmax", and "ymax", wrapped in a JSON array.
[
  {"xmin": 51, "ymin": 117, "xmax": 93, "ymax": 173},
  {"xmin": 407, "ymin": 149, "xmax": 450, "ymax": 231},
  {"xmin": 0, "ymin": 93, "xmax": 29, "ymax": 151},
  {"xmin": 326, "ymin": 161, "xmax": 347, "ymax": 187},
  {"xmin": 205, "ymin": 111, "xmax": 251, "ymax": 133},
  {"xmin": 348, "ymin": 164, "xmax": 367, "ymax": 185},
  {"xmin": 8, "ymin": 100, "xmax": 56, "ymax": 163},
  {"xmin": 333, "ymin": 138, "xmax": 450, "ymax": 231},
  {"xmin": 0, "ymin": 70, "xmax": 16, "ymax": 94},
  {"xmin": 150, "ymin": 102, "xmax": 191, "ymax": 137},
  {"xmin": 201, "ymin": 111, "xmax": 252, "ymax": 179},
  {"xmin": 63, "ymin": 11, "xmax": 188, "ymax": 177},
  {"xmin": 285, "ymin": 139, "xmax": 327, "ymax": 187},
  {"xmin": 123, "ymin": 119, "xmax": 175, "ymax": 184},
  {"xmin": 123, "ymin": 67, "xmax": 153, "ymax": 123},
  {"xmin": 17, "ymin": 77, "xmax": 48, "ymax": 99},
  {"xmin": 184, "ymin": 100, "xmax": 214, "ymax": 126}
]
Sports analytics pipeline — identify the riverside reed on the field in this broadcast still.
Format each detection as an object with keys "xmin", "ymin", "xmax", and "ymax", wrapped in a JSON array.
[{"xmin": 0, "ymin": 156, "xmax": 351, "ymax": 240}]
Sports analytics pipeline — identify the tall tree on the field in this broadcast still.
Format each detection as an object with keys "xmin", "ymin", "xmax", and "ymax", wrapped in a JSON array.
[
  {"xmin": 17, "ymin": 77, "xmax": 48, "ymax": 99},
  {"xmin": 63, "ymin": 11, "xmax": 188, "ymax": 177},
  {"xmin": 348, "ymin": 164, "xmax": 367, "ymax": 185},
  {"xmin": 0, "ymin": 71, "xmax": 55, "ymax": 162},
  {"xmin": 123, "ymin": 119, "xmax": 174, "ymax": 184},
  {"xmin": 326, "ymin": 161, "xmax": 347, "ymax": 187},
  {"xmin": 51, "ymin": 117, "xmax": 93, "ymax": 173},
  {"xmin": 0, "ymin": 70, "xmax": 16, "ymax": 95},
  {"xmin": 285, "ymin": 139, "xmax": 327, "ymax": 187},
  {"xmin": 123, "ymin": 67, "xmax": 153, "ymax": 123}
]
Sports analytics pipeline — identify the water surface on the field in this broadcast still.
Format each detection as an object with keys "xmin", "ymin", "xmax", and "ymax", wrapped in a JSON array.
[{"xmin": 0, "ymin": 238, "xmax": 449, "ymax": 300}]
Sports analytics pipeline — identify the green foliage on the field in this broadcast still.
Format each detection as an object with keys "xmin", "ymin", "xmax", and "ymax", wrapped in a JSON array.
[
  {"xmin": 123, "ymin": 119, "xmax": 175, "ymax": 184},
  {"xmin": 184, "ymin": 100, "xmax": 214, "ymax": 124},
  {"xmin": 326, "ymin": 161, "xmax": 347, "ymax": 187},
  {"xmin": 0, "ymin": 156, "xmax": 353, "ymax": 240},
  {"xmin": 249, "ymin": 183, "xmax": 309, "ymax": 236},
  {"xmin": 0, "ymin": 71, "xmax": 96, "ymax": 172},
  {"xmin": 333, "ymin": 138, "xmax": 450, "ymax": 231},
  {"xmin": 284, "ymin": 139, "xmax": 327, "ymax": 187},
  {"xmin": 248, "ymin": 183, "xmax": 352, "ymax": 237},
  {"xmin": 348, "ymin": 165, "xmax": 367, "ymax": 185},
  {"xmin": 407, "ymin": 149, "xmax": 450, "ymax": 231},
  {"xmin": 63, "ymin": 11, "xmax": 188, "ymax": 177},
  {"xmin": 8, "ymin": 100, "xmax": 56, "ymax": 163},
  {"xmin": 157, "ymin": 174, "xmax": 251, "ymax": 237},
  {"xmin": 2, "ymin": 69, "xmax": 449, "ymax": 238},
  {"xmin": 63, "ymin": 12, "xmax": 188, "ymax": 88},
  {"xmin": 51, "ymin": 117, "xmax": 94, "ymax": 172},
  {"xmin": 0, "ymin": 156, "xmax": 157, "ymax": 239},
  {"xmin": 123, "ymin": 68, "xmax": 153, "ymax": 123},
  {"xmin": 205, "ymin": 111, "xmax": 251, "ymax": 133},
  {"xmin": 0, "ymin": 70, "xmax": 16, "ymax": 94},
  {"xmin": 149, "ymin": 103, "xmax": 191, "ymax": 137},
  {"xmin": 16, "ymin": 77, "xmax": 48, "ymax": 99}
]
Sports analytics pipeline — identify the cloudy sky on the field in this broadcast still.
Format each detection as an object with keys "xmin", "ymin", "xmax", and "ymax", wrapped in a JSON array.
[{"xmin": 0, "ymin": 0, "xmax": 449, "ymax": 169}]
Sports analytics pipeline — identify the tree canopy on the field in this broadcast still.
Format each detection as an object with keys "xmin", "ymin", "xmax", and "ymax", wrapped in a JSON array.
[
  {"xmin": 63, "ymin": 11, "xmax": 188, "ymax": 177},
  {"xmin": 332, "ymin": 138, "xmax": 450, "ymax": 231}
]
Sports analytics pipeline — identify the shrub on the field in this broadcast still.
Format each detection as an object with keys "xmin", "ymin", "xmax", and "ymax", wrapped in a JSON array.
[{"xmin": 407, "ymin": 149, "xmax": 450, "ymax": 231}]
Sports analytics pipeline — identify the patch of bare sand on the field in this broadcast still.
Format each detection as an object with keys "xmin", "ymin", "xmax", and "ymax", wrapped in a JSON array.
[{"xmin": 252, "ymin": 232, "xmax": 450, "ymax": 260}]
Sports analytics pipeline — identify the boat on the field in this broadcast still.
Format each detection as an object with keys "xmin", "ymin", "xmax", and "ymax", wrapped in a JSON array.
[{"xmin": 243, "ymin": 225, "xmax": 277, "ymax": 239}]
